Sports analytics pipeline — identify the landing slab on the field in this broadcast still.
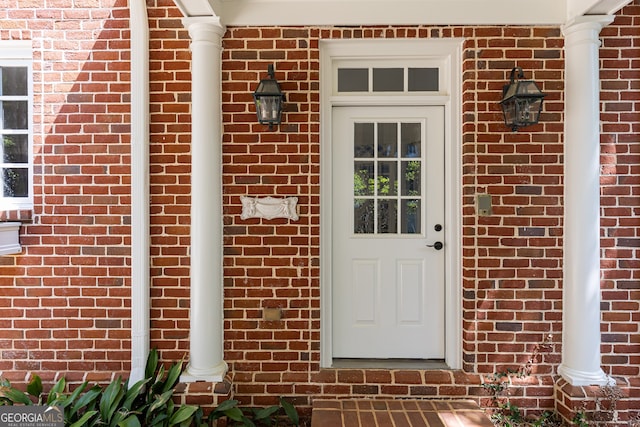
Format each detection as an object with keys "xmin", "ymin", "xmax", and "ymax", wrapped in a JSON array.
[{"xmin": 311, "ymin": 399, "xmax": 493, "ymax": 427}]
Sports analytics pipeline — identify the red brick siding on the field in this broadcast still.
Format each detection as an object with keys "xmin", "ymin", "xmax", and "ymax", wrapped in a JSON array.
[
  {"xmin": 221, "ymin": 26, "xmax": 319, "ymax": 406},
  {"xmin": 599, "ymin": 2, "xmax": 640, "ymax": 417},
  {"xmin": 217, "ymin": 23, "xmax": 567, "ymax": 409},
  {"xmin": 0, "ymin": 0, "xmax": 637, "ymax": 417},
  {"xmin": 0, "ymin": 0, "xmax": 132, "ymax": 384},
  {"xmin": 461, "ymin": 26, "xmax": 564, "ymax": 379},
  {"xmin": 147, "ymin": 0, "xmax": 193, "ymax": 362}
]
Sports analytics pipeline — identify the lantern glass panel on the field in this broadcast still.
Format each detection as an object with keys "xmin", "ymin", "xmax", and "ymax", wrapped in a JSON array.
[
  {"xmin": 256, "ymin": 96, "xmax": 282, "ymax": 123},
  {"xmin": 501, "ymin": 99, "xmax": 517, "ymax": 126},
  {"xmin": 514, "ymin": 98, "xmax": 542, "ymax": 126},
  {"xmin": 517, "ymin": 81, "xmax": 541, "ymax": 96}
]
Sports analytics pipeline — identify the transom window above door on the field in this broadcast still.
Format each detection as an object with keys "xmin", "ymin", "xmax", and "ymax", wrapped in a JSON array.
[
  {"xmin": 338, "ymin": 67, "xmax": 439, "ymax": 93},
  {"xmin": 331, "ymin": 55, "xmax": 447, "ymax": 95}
]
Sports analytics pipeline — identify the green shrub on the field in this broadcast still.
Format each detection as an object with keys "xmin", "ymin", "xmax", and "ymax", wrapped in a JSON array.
[
  {"xmin": 0, "ymin": 350, "xmax": 301, "ymax": 427},
  {"xmin": 208, "ymin": 397, "xmax": 299, "ymax": 426},
  {"xmin": 0, "ymin": 349, "xmax": 200, "ymax": 427}
]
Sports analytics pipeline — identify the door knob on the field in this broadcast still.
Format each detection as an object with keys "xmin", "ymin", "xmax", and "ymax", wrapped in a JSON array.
[{"xmin": 426, "ymin": 241, "xmax": 443, "ymax": 250}]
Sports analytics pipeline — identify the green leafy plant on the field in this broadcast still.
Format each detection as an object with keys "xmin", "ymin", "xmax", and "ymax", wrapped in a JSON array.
[
  {"xmin": 0, "ymin": 349, "xmax": 201, "ymax": 427},
  {"xmin": 479, "ymin": 336, "xmax": 628, "ymax": 426},
  {"xmin": 571, "ymin": 411, "xmax": 588, "ymax": 427},
  {"xmin": 488, "ymin": 401, "xmax": 562, "ymax": 427},
  {"xmin": 0, "ymin": 350, "xmax": 303, "ymax": 426},
  {"xmin": 481, "ymin": 371, "xmax": 510, "ymax": 403},
  {"xmin": 208, "ymin": 397, "xmax": 299, "ymax": 427}
]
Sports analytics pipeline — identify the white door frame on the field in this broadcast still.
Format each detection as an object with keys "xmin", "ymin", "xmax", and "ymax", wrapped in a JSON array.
[{"xmin": 319, "ymin": 38, "xmax": 463, "ymax": 369}]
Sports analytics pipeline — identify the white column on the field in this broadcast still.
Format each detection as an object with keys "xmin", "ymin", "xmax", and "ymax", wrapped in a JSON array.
[
  {"xmin": 181, "ymin": 17, "xmax": 228, "ymax": 382},
  {"xmin": 558, "ymin": 15, "xmax": 614, "ymax": 386}
]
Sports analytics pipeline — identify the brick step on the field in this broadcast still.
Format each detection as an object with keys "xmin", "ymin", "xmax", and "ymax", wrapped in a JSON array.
[{"xmin": 311, "ymin": 399, "xmax": 493, "ymax": 427}]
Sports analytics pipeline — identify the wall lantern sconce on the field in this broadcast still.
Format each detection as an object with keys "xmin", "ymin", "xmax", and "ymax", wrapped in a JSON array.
[
  {"xmin": 253, "ymin": 64, "xmax": 285, "ymax": 130},
  {"xmin": 499, "ymin": 67, "xmax": 546, "ymax": 131}
]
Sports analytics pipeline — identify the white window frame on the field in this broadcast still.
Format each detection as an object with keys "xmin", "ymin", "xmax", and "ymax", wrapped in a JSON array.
[{"xmin": 0, "ymin": 40, "xmax": 33, "ymax": 211}]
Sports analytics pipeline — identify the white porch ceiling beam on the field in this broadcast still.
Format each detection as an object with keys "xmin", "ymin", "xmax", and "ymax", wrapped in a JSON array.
[
  {"xmin": 173, "ymin": 0, "xmax": 220, "ymax": 18},
  {"xmin": 218, "ymin": 0, "xmax": 567, "ymax": 26},
  {"xmin": 568, "ymin": 0, "xmax": 633, "ymax": 21},
  {"xmin": 174, "ymin": 0, "xmax": 633, "ymax": 26},
  {"xmin": 173, "ymin": 0, "xmax": 567, "ymax": 25}
]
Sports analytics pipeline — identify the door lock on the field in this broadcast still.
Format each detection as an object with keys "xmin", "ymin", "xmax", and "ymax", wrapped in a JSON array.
[{"xmin": 426, "ymin": 241, "xmax": 443, "ymax": 250}]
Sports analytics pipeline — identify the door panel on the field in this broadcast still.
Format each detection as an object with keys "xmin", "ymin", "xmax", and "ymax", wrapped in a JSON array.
[
  {"xmin": 397, "ymin": 260, "xmax": 423, "ymax": 324},
  {"xmin": 353, "ymin": 259, "xmax": 378, "ymax": 324},
  {"xmin": 332, "ymin": 106, "xmax": 445, "ymax": 359}
]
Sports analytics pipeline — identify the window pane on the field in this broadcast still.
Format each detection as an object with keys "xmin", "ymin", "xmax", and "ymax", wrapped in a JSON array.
[
  {"xmin": 354, "ymin": 161, "xmax": 374, "ymax": 196},
  {"xmin": 377, "ymin": 123, "xmax": 397, "ymax": 158},
  {"xmin": 401, "ymin": 199, "xmax": 421, "ymax": 234},
  {"xmin": 373, "ymin": 68, "xmax": 403, "ymax": 92},
  {"xmin": 377, "ymin": 161, "xmax": 397, "ymax": 196},
  {"xmin": 3, "ymin": 134, "xmax": 28, "ymax": 163},
  {"xmin": 354, "ymin": 199, "xmax": 374, "ymax": 234},
  {"xmin": 354, "ymin": 122, "xmax": 374, "ymax": 158},
  {"xmin": 3, "ymin": 167, "xmax": 28, "ymax": 197},
  {"xmin": 401, "ymin": 122, "xmax": 421, "ymax": 158},
  {"xmin": 378, "ymin": 200, "xmax": 398, "ymax": 234},
  {"xmin": 408, "ymin": 68, "xmax": 439, "ymax": 91},
  {"xmin": 1, "ymin": 101, "xmax": 28, "ymax": 129},
  {"xmin": 401, "ymin": 160, "xmax": 421, "ymax": 197},
  {"xmin": 1, "ymin": 66, "xmax": 28, "ymax": 96},
  {"xmin": 338, "ymin": 68, "xmax": 368, "ymax": 92}
]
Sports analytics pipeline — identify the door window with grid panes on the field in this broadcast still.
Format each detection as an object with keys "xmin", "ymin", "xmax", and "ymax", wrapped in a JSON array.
[{"xmin": 353, "ymin": 121, "xmax": 423, "ymax": 235}]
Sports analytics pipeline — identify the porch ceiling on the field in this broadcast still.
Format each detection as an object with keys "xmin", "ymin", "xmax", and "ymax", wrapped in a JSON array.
[{"xmin": 173, "ymin": 0, "xmax": 633, "ymax": 26}]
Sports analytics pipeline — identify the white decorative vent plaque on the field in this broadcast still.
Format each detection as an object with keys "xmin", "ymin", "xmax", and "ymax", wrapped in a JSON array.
[{"xmin": 240, "ymin": 196, "xmax": 299, "ymax": 221}]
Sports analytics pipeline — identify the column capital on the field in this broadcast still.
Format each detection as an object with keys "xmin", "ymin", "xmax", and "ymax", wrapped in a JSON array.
[
  {"xmin": 182, "ymin": 16, "xmax": 226, "ymax": 43},
  {"xmin": 562, "ymin": 14, "xmax": 614, "ymax": 37}
]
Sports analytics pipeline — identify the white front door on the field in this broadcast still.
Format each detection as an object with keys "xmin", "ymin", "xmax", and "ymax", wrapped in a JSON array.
[{"xmin": 332, "ymin": 106, "xmax": 445, "ymax": 359}]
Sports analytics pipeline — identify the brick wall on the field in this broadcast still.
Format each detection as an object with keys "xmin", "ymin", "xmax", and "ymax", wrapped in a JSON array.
[
  {"xmin": 216, "ymin": 23, "xmax": 568, "ymax": 409},
  {"xmin": 0, "ymin": 0, "xmax": 132, "ymax": 385},
  {"xmin": 147, "ymin": 0, "xmax": 193, "ymax": 362},
  {"xmin": 461, "ymin": 25, "xmax": 564, "ymax": 377},
  {"xmin": 599, "ymin": 1, "xmax": 640, "ymax": 418},
  {"xmin": 0, "ymin": 0, "xmax": 638, "ymax": 418},
  {"xmin": 220, "ymin": 26, "xmax": 320, "ymax": 407}
]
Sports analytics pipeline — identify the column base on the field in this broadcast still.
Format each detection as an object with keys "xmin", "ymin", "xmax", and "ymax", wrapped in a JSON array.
[
  {"xmin": 555, "ymin": 376, "xmax": 629, "ymax": 426},
  {"xmin": 181, "ymin": 360, "xmax": 229, "ymax": 383},
  {"xmin": 175, "ymin": 369, "xmax": 234, "ymax": 413},
  {"xmin": 558, "ymin": 364, "xmax": 613, "ymax": 387}
]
